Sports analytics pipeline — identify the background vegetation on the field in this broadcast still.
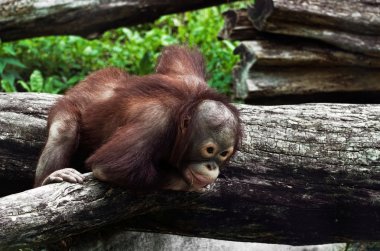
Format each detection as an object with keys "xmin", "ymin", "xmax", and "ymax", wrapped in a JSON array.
[{"xmin": 0, "ymin": 3, "xmax": 245, "ymax": 94}]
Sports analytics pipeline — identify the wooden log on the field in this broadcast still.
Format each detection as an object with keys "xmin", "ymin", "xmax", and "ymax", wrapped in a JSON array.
[
  {"xmin": 232, "ymin": 41, "xmax": 380, "ymax": 102},
  {"xmin": 234, "ymin": 66, "xmax": 380, "ymax": 102},
  {"xmin": 252, "ymin": 18, "xmax": 380, "ymax": 58},
  {"xmin": 68, "ymin": 231, "xmax": 346, "ymax": 251},
  {"xmin": 234, "ymin": 40, "xmax": 380, "ymax": 68},
  {"xmin": 0, "ymin": 93, "xmax": 53, "ymax": 196},
  {"xmin": 0, "ymin": 0, "xmax": 238, "ymax": 41},
  {"xmin": 1, "ymin": 93, "xmax": 380, "ymax": 247}
]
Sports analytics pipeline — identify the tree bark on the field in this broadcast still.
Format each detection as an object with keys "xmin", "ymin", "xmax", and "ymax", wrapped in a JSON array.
[
  {"xmin": 0, "ymin": 0, "xmax": 237, "ymax": 41},
  {"xmin": 1, "ymin": 93, "xmax": 380, "ymax": 247},
  {"xmin": 234, "ymin": 66, "xmax": 380, "ymax": 102},
  {"xmin": 235, "ymin": 40, "xmax": 380, "ymax": 68},
  {"xmin": 0, "ymin": 93, "xmax": 53, "ymax": 196},
  {"xmin": 68, "ymin": 230, "xmax": 346, "ymax": 251}
]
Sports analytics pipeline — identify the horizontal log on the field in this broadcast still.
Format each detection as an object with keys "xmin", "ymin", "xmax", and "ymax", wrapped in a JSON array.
[
  {"xmin": 233, "ymin": 66, "xmax": 380, "ymax": 101},
  {"xmin": 0, "ymin": 0, "xmax": 237, "ymax": 41},
  {"xmin": 234, "ymin": 41, "xmax": 380, "ymax": 68},
  {"xmin": 256, "ymin": 19, "xmax": 380, "ymax": 58},
  {"xmin": 1, "ymin": 93, "xmax": 380, "ymax": 247},
  {"xmin": 68, "ymin": 230, "xmax": 346, "ymax": 251}
]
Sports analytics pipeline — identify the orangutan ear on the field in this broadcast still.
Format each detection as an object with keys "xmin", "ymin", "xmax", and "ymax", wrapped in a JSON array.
[{"xmin": 181, "ymin": 116, "xmax": 191, "ymax": 131}]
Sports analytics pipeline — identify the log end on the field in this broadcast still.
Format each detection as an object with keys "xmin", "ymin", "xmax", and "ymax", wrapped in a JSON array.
[{"xmin": 247, "ymin": 0, "xmax": 274, "ymax": 31}]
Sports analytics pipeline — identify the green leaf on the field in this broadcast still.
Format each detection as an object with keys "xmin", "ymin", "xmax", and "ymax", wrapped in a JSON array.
[
  {"xmin": 66, "ymin": 75, "xmax": 82, "ymax": 86},
  {"xmin": 2, "ymin": 44, "xmax": 17, "ymax": 56},
  {"xmin": 223, "ymin": 40, "xmax": 237, "ymax": 51},
  {"xmin": 18, "ymin": 80, "xmax": 31, "ymax": 92},
  {"xmin": 1, "ymin": 79, "xmax": 16, "ymax": 92},
  {"xmin": 29, "ymin": 70, "xmax": 44, "ymax": 92},
  {"xmin": 1, "ymin": 57, "xmax": 26, "ymax": 68},
  {"xmin": 2, "ymin": 72, "xmax": 16, "ymax": 86}
]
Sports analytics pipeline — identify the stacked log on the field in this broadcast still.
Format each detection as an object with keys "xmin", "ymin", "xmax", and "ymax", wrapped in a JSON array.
[{"xmin": 220, "ymin": 0, "xmax": 380, "ymax": 104}]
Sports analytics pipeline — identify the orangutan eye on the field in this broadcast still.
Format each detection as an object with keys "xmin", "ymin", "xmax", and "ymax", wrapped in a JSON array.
[
  {"xmin": 220, "ymin": 151, "xmax": 229, "ymax": 157},
  {"xmin": 201, "ymin": 142, "xmax": 218, "ymax": 158},
  {"xmin": 206, "ymin": 147, "xmax": 214, "ymax": 154},
  {"xmin": 219, "ymin": 147, "xmax": 234, "ymax": 161}
]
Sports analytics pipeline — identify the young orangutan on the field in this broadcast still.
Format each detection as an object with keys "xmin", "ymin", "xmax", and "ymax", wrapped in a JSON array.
[{"xmin": 35, "ymin": 46, "xmax": 242, "ymax": 192}]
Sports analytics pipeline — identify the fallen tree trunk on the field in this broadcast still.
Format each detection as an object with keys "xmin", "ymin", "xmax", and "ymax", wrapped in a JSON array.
[
  {"xmin": 1, "ymin": 93, "xmax": 380, "ymax": 247},
  {"xmin": 0, "ymin": 0, "xmax": 237, "ymax": 41},
  {"xmin": 221, "ymin": 0, "xmax": 380, "ymax": 57}
]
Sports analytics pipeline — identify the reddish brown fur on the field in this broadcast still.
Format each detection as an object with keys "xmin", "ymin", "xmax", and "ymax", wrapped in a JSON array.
[{"xmin": 34, "ymin": 46, "xmax": 242, "ymax": 189}]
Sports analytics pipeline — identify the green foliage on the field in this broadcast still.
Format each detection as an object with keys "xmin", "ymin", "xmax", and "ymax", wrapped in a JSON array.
[
  {"xmin": 18, "ymin": 70, "xmax": 82, "ymax": 93},
  {"xmin": 0, "ymin": 3, "xmax": 246, "ymax": 94},
  {"xmin": 0, "ymin": 44, "xmax": 26, "ymax": 92}
]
